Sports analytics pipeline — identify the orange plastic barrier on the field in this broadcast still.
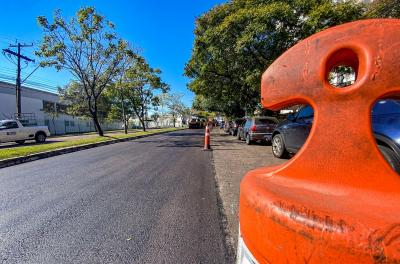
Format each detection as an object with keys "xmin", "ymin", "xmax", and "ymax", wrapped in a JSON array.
[{"xmin": 239, "ymin": 19, "xmax": 400, "ymax": 263}]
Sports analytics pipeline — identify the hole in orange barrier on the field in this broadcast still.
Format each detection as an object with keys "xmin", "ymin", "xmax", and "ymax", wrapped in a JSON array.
[
  {"xmin": 326, "ymin": 48, "xmax": 359, "ymax": 88},
  {"xmin": 372, "ymin": 98, "xmax": 400, "ymax": 175},
  {"xmin": 328, "ymin": 65, "xmax": 356, "ymax": 88}
]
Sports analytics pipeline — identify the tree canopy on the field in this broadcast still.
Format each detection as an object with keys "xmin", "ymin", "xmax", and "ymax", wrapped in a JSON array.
[
  {"xmin": 185, "ymin": 0, "xmax": 366, "ymax": 117},
  {"xmin": 123, "ymin": 55, "xmax": 169, "ymax": 131},
  {"xmin": 366, "ymin": 0, "xmax": 400, "ymax": 18},
  {"xmin": 36, "ymin": 7, "xmax": 131, "ymax": 135}
]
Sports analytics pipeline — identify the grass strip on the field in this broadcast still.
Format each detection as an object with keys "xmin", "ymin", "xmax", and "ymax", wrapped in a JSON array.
[{"xmin": 0, "ymin": 127, "xmax": 184, "ymax": 160}]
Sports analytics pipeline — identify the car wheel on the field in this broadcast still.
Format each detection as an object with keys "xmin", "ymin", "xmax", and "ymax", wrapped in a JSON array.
[
  {"xmin": 272, "ymin": 134, "xmax": 288, "ymax": 158},
  {"xmin": 378, "ymin": 145, "xmax": 400, "ymax": 174},
  {"xmin": 15, "ymin": 140, "xmax": 25, "ymax": 145},
  {"xmin": 35, "ymin": 132, "xmax": 47, "ymax": 143},
  {"xmin": 246, "ymin": 134, "xmax": 252, "ymax": 145}
]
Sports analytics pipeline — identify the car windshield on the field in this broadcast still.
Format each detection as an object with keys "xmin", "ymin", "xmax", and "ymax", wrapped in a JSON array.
[{"xmin": 0, "ymin": 121, "xmax": 6, "ymax": 127}]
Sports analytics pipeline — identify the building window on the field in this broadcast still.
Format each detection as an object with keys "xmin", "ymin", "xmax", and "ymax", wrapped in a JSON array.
[{"xmin": 70, "ymin": 121, "xmax": 75, "ymax": 127}]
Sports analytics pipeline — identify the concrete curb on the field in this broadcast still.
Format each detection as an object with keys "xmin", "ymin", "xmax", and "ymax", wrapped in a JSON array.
[{"xmin": 0, "ymin": 129, "xmax": 185, "ymax": 169}]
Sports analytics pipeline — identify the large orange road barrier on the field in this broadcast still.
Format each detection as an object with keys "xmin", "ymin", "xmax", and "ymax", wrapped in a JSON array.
[{"xmin": 238, "ymin": 19, "xmax": 400, "ymax": 264}]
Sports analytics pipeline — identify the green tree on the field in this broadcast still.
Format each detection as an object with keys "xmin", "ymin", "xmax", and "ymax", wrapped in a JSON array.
[
  {"xmin": 124, "ymin": 55, "xmax": 169, "ymax": 131},
  {"xmin": 36, "ymin": 7, "xmax": 129, "ymax": 136},
  {"xmin": 59, "ymin": 81, "xmax": 112, "ymax": 120},
  {"xmin": 103, "ymin": 83, "xmax": 135, "ymax": 130},
  {"xmin": 185, "ymin": 0, "xmax": 365, "ymax": 117},
  {"xmin": 111, "ymin": 49, "xmax": 136, "ymax": 134},
  {"xmin": 366, "ymin": 0, "xmax": 400, "ymax": 18},
  {"xmin": 161, "ymin": 93, "xmax": 187, "ymax": 127}
]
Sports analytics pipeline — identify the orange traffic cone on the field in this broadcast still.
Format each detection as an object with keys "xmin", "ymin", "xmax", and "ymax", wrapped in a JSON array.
[{"xmin": 203, "ymin": 125, "xmax": 211, "ymax": 150}]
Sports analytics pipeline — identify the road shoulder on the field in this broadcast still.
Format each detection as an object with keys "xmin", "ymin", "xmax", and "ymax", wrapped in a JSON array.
[{"xmin": 210, "ymin": 129, "xmax": 285, "ymax": 254}]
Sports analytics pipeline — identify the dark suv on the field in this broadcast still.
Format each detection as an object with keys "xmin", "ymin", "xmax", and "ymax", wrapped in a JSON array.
[
  {"xmin": 271, "ymin": 100, "xmax": 400, "ymax": 173},
  {"xmin": 240, "ymin": 117, "xmax": 278, "ymax": 145}
]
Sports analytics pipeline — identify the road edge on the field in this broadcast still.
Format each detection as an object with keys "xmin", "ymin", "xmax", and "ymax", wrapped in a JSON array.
[
  {"xmin": 0, "ymin": 129, "xmax": 186, "ymax": 169},
  {"xmin": 210, "ymin": 150, "xmax": 237, "ymax": 263}
]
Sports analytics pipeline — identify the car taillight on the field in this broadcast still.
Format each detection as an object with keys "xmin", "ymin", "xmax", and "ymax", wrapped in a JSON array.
[{"xmin": 251, "ymin": 125, "xmax": 257, "ymax": 131}]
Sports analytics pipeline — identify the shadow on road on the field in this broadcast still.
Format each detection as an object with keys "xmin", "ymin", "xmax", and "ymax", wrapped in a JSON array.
[{"xmin": 166, "ymin": 131, "xmax": 204, "ymax": 137}]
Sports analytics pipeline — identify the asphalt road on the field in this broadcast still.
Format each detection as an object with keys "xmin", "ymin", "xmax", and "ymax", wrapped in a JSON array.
[{"xmin": 0, "ymin": 130, "xmax": 228, "ymax": 264}]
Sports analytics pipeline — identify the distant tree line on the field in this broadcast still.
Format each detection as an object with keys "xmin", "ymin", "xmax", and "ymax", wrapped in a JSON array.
[
  {"xmin": 36, "ymin": 7, "xmax": 188, "ymax": 136},
  {"xmin": 185, "ymin": 0, "xmax": 400, "ymax": 118}
]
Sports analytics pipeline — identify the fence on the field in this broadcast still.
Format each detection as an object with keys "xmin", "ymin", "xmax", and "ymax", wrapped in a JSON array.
[{"xmin": 34, "ymin": 117, "xmax": 181, "ymax": 136}]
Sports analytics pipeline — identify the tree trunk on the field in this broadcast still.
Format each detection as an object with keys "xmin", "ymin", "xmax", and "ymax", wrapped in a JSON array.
[
  {"xmin": 90, "ymin": 102, "xmax": 103, "ymax": 136},
  {"xmin": 124, "ymin": 119, "xmax": 128, "ymax": 134},
  {"xmin": 121, "ymin": 93, "xmax": 128, "ymax": 134},
  {"xmin": 88, "ymin": 97, "xmax": 103, "ymax": 136},
  {"xmin": 140, "ymin": 117, "xmax": 146, "ymax": 132},
  {"xmin": 141, "ymin": 108, "xmax": 146, "ymax": 132},
  {"xmin": 92, "ymin": 113, "xmax": 103, "ymax": 136}
]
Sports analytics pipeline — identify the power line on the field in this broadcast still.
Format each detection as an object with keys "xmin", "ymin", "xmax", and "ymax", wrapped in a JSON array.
[
  {"xmin": 0, "ymin": 69, "xmax": 59, "ymax": 90},
  {"xmin": 2, "ymin": 42, "xmax": 35, "ymax": 116},
  {"xmin": 0, "ymin": 73, "xmax": 59, "ymax": 91}
]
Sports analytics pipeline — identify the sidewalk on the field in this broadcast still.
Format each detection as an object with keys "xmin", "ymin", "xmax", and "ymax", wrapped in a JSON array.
[{"xmin": 210, "ymin": 129, "xmax": 285, "ymax": 251}]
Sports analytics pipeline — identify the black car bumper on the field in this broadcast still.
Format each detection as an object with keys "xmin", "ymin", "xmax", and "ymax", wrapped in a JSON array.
[{"xmin": 250, "ymin": 132, "xmax": 272, "ymax": 142}]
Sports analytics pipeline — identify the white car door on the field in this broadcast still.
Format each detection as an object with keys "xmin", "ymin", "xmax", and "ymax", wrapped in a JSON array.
[{"xmin": 0, "ymin": 121, "xmax": 20, "ymax": 142}]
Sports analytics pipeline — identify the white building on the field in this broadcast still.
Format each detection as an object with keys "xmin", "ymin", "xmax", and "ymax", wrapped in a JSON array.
[{"xmin": 0, "ymin": 81, "xmax": 123, "ymax": 135}]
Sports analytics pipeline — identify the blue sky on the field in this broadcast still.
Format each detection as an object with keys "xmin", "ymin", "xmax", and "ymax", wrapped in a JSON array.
[{"xmin": 0, "ymin": 0, "xmax": 225, "ymax": 106}]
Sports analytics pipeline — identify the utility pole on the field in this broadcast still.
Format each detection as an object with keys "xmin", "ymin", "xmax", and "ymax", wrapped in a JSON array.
[{"xmin": 2, "ymin": 43, "xmax": 34, "ymax": 117}]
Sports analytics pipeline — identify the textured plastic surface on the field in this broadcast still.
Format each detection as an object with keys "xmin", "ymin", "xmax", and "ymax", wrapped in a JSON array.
[{"xmin": 239, "ymin": 19, "xmax": 400, "ymax": 263}]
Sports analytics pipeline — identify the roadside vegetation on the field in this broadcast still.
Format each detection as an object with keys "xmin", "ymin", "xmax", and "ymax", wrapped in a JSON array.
[
  {"xmin": 185, "ymin": 0, "xmax": 400, "ymax": 118},
  {"xmin": 35, "ymin": 7, "xmax": 189, "ymax": 136},
  {"xmin": 0, "ymin": 127, "xmax": 183, "ymax": 160}
]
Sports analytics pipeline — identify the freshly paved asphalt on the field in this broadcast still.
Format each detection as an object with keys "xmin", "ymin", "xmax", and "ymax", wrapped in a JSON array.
[{"xmin": 0, "ymin": 130, "xmax": 228, "ymax": 264}]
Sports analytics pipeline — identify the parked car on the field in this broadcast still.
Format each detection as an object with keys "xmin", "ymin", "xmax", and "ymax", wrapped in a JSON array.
[
  {"xmin": 223, "ymin": 121, "xmax": 232, "ymax": 133},
  {"xmin": 241, "ymin": 117, "xmax": 278, "ymax": 145},
  {"xmin": 188, "ymin": 118, "xmax": 202, "ymax": 129},
  {"xmin": 229, "ymin": 118, "xmax": 246, "ymax": 136},
  {"xmin": 271, "ymin": 100, "xmax": 400, "ymax": 173},
  {"xmin": 0, "ymin": 119, "xmax": 50, "ymax": 144}
]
